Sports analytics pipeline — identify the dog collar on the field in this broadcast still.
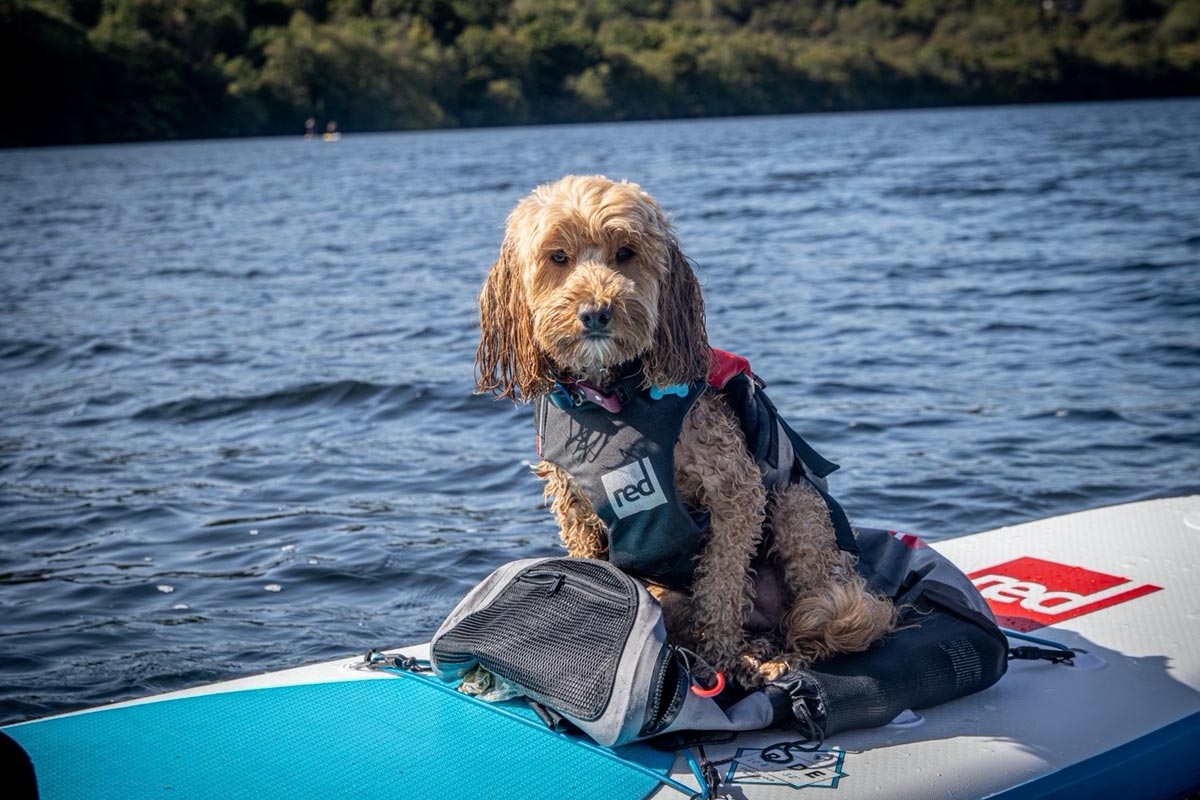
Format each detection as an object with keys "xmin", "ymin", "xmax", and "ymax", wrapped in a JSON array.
[
  {"xmin": 548, "ymin": 359, "xmax": 695, "ymax": 413},
  {"xmin": 550, "ymin": 378, "xmax": 624, "ymax": 413}
]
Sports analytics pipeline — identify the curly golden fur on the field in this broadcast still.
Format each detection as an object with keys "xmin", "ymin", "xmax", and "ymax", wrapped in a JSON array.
[{"xmin": 476, "ymin": 174, "xmax": 895, "ymax": 688}]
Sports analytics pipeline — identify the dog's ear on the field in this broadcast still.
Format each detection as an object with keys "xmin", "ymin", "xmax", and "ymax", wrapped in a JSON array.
[
  {"xmin": 643, "ymin": 239, "xmax": 710, "ymax": 390},
  {"xmin": 475, "ymin": 240, "xmax": 551, "ymax": 401}
]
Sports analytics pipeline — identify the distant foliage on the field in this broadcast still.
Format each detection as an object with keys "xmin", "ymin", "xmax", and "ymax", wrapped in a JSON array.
[{"xmin": 2, "ymin": 0, "xmax": 1197, "ymax": 145}]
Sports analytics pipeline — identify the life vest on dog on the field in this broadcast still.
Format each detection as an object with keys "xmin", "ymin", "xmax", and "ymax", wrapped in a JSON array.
[{"xmin": 535, "ymin": 349, "xmax": 857, "ymax": 588}]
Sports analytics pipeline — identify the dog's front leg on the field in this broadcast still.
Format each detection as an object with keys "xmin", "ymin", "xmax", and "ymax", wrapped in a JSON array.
[
  {"xmin": 533, "ymin": 459, "xmax": 609, "ymax": 559},
  {"xmin": 674, "ymin": 393, "xmax": 766, "ymax": 676}
]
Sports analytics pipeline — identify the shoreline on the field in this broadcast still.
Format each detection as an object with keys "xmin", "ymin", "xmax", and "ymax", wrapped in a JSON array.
[{"xmin": 4, "ymin": 93, "xmax": 1198, "ymax": 152}]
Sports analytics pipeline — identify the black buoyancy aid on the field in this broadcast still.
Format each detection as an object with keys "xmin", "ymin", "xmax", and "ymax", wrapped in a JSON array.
[{"xmin": 535, "ymin": 349, "xmax": 858, "ymax": 588}]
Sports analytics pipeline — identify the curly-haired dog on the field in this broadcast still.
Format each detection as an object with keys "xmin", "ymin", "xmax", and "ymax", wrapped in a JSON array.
[{"xmin": 475, "ymin": 174, "xmax": 895, "ymax": 689}]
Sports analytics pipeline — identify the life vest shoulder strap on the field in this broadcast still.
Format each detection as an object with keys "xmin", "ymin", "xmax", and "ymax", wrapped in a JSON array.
[
  {"xmin": 708, "ymin": 348, "xmax": 752, "ymax": 390},
  {"xmin": 707, "ymin": 347, "xmax": 858, "ymax": 554}
]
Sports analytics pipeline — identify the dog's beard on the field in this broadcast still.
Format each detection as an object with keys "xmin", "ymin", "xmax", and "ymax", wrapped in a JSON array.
[
  {"xmin": 574, "ymin": 334, "xmax": 621, "ymax": 372},
  {"xmin": 534, "ymin": 295, "xmax": 657, "ymax": 384}
]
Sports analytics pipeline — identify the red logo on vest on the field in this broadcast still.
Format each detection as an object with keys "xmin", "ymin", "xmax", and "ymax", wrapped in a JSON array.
[{"xmin": 968, "ymin": 556, "xmax": 1161, "ymax": 632}]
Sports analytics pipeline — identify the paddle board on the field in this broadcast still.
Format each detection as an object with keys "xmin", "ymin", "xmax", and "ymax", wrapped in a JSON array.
[{"xmin": 4, "ymin": 496, "xmax": 1199, "ymax": 799}]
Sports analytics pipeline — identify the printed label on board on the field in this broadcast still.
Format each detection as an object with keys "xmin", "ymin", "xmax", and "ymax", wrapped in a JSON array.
[
  {"xmin": 968, "ymin": 556, "xmax": 1161, "ymax": 631},
  {"xmin": 726, "ymin": 743, "xmax": 847, "ymax": 790}
]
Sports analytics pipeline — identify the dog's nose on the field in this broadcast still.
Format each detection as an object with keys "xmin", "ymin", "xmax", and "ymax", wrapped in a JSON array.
[{"xmin": 578, "ymin": 303, "xmax": 613, "ymax": 332}]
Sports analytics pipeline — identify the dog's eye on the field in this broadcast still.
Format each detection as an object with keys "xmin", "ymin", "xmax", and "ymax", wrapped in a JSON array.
[
  {"xmin": 550, "ymin": 250, "xmax": 569, "ymax": 265},
  {"xmin": 615, "ymin": 247, "xmax": 634, "ymax": 263}
]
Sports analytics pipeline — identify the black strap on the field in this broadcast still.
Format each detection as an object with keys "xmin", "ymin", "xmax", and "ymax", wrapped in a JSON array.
[
  {"xmin": 765, "ymin": 671, "xmax": 829, "ymax": 751},
  {"xmin": 526, "ymin": 699, "xmax": 571, "ymax": 732},
  {"xmin": 729, "ymin": 380, "xmax": 856, "ymax": 553},
  {"xmin": 1008, "ymin": 645, "xmax": 1081, "ymax": 665},
  {"xmin": 362, "ymin": 649, "xmax": 431, "ymax": 672},
  {"xmin": 762, "ymin": 390, "xmax": 840, "ymax": 479},
  {"xmin": 694, "ymin": 747, "xmax": 722, "ymax": 800}
]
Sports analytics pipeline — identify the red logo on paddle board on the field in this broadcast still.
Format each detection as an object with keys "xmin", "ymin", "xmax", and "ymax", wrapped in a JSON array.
[{"xmin": 968, "ymin": 557, "xmax": 1161, "ymax": 631}]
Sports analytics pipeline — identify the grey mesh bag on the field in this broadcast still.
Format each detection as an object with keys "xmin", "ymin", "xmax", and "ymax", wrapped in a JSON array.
[{"xmin": 429, "ymin": 557, "xmax": 775, "ymax": 747}]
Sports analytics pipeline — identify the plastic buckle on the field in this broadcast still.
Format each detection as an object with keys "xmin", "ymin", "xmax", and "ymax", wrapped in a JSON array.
[{"xmin": 550, "ymin": 382, "xmax": 579, "ymax": 409}]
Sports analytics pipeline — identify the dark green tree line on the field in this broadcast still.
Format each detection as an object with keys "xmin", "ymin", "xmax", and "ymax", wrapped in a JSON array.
[{"xmin": 2, "ymin": 0, "xmax": 1197, "ymax": 146}]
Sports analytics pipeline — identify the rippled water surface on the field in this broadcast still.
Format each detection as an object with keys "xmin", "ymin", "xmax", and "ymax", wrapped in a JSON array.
[{"xmin": 2, "ymin": 99, "xmax": 1198, "ymax": 723}]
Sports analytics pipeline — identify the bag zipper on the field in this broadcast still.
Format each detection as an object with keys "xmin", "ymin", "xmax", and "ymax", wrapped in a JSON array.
[{"xmin": 518, "ymin": 564, "xmax": 637, "ymax": 605}]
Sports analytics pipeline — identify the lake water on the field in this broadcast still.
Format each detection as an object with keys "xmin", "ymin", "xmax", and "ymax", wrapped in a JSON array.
[{"xmin": 2, "ymin": 99, "xmax": 1198, "ymax": 724}]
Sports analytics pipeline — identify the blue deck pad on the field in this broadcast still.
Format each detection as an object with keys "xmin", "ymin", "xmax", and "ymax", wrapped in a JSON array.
[{"xmin": 5, "ymin": 672, "xmax": 679, "ymax": 800}]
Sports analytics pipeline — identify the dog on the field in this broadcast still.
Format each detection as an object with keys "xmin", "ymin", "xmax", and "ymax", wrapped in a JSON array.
[{"xmin": 475, "ymin": 174, "xmax": 895, "ymax": 689}]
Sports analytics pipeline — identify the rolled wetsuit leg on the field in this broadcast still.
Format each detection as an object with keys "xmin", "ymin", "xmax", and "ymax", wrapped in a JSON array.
[{"xmin": 768, "ymin": 602, "xmax": 1008, "ymax": 737}]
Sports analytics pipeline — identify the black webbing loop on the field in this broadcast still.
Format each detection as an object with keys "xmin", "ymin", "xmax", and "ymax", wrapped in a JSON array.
[
  {"xmin": 362, "ymin": 649, "xmax": 431, "ymax": 672},
  {"xmin": 690, "ymin": 745, "xmax": 722, "ymax": 800}
]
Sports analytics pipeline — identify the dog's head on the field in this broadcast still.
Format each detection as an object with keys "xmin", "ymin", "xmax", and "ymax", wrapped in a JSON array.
[{"xmin": 476, "ymin": 175, "xmax": 709, "ymax": 400}]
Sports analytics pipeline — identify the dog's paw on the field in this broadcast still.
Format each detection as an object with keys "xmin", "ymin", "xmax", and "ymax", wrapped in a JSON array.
[
  {"xmin": 755, "ymin": 655, "xmax": 811, "ymax": 684},
  {"xmin": 728, "ymin": 638, "xmax": 782, "ymax": 688}
]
